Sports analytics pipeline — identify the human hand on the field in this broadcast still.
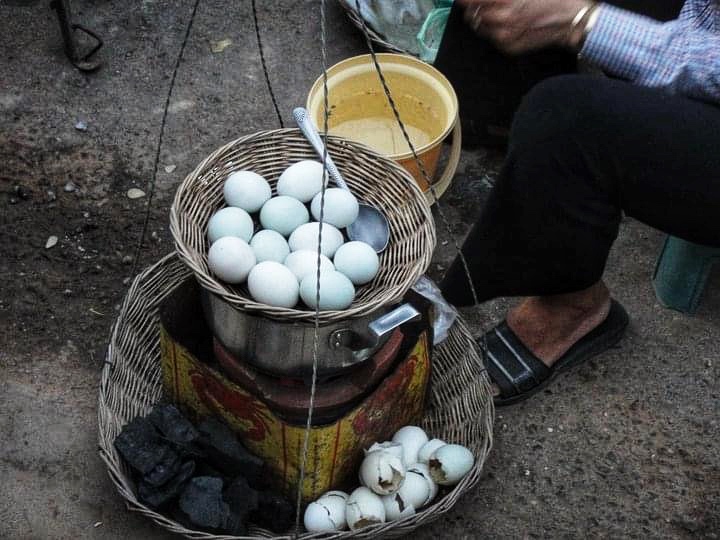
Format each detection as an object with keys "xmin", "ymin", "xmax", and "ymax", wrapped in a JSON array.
[{"xmin": 459, "ymin": 0, "xmax": 594, "ymax": 54}]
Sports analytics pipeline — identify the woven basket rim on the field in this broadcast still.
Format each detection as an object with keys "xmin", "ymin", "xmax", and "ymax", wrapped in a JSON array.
[
  {"xmin": 169, "ymin": 128, "xmax": 436, "ymax": 324},
  {"xmin": 98, "ymin": 253, "xmax": 495, "ymax": 539}
]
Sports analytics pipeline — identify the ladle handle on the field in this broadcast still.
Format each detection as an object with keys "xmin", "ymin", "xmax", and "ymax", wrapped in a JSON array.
[
  {"xmin": 368, "ymin": 304, "xmax": 421, "ymax": 343},
  {"xmin": 293, "ymin": 107, "xmax": 349, "ymax": 191}
]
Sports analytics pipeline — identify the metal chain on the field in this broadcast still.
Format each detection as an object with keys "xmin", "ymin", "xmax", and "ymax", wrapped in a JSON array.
[
  {"xmin": 129, "ymin": 0, "xmax": 201, "ymax": 280},
  {"xmin": 352, "ymin": 0, "xmax": 481, "ymax": 308},
  {"xmin": 251, "ymin": 0, "xmax": 285, "ymax": 128}
]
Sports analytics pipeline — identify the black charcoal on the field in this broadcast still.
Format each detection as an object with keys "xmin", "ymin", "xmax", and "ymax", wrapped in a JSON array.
[
  {"xmin": 147, "ymin": 404, "xmax": 203, "ymax": 457},
  {"xmin": 197, "ymin": 418, "xmax": 264, "ymax": 486},
  {"xmin": 223, "ymin": 475, "xmax": 259, "ymax": 536},
  {"xmin": 251, "ymin": 491, "xmax": 294, "ymax": 533},
  {"xmin": 179, "ymin": 476, "xmax": 229, "ymax": 530},
  {"xmin": 138, "ymin": 461, "xmax": 196, "ymax": 508},
  {"xmin": 114, "ymin": 417, "xmax": 166, "ymax": 475}
]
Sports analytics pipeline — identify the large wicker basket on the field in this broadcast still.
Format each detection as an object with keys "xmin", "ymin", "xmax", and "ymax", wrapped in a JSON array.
[
  {"xmin": 170, "ymin": 129, "xmax": 436, "ymax": 324},
  {"xmin": 98, "ymin": 253, "xmax": 494, "ymax": 539}
]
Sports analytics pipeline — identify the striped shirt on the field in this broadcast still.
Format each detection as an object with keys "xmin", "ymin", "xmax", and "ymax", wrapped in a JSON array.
[{"xmin": 582, "ymin": 1, "xmax": 720, "ymax": 104}]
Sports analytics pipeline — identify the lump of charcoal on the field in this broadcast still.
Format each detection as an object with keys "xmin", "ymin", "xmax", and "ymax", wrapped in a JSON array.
[
  {"xmin": 179, "ymin": 476, "xmax": 229, "ymax": 530},
  {"xmin": 197, "ymin": 417, "xmax": 264, "ymax": 486},
  {"xmin": 115, "ymin": 416, "xmax": 179, "ymax": 482},
  {"xmin": 146, "ymin": 404, "xmax": 203, "ymax": 457},
  {"xmin": 223, "ymin": 475, "xmax": 259, "ymax": 535},
  {"xmin": 138, "ymin": 461, "xmax": 195, "ymax": 508},
  {"xmin": 251, "ymin": 491, "xmax": 294, "ymax": 533}
]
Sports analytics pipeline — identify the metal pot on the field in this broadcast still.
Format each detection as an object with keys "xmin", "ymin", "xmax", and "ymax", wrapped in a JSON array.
[{"xmin": 200, "ymin": 289, "xmax": 421, "ymax": 378}]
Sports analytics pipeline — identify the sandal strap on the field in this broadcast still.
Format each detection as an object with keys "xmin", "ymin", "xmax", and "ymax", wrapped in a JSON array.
[{"xmin": 480, "ymin": 322, "xmax": 550, "ymax": 398}]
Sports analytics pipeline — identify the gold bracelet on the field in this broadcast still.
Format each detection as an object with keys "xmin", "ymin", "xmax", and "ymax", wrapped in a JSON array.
[{"xmin": 569, "ymin": 2, "xmax": 598, "ymax": 49}]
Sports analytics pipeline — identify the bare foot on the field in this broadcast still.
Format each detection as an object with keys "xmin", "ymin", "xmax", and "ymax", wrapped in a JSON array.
[{"xmin": 489, "ymin": 281, "xmax": 611, "ymax": 396}]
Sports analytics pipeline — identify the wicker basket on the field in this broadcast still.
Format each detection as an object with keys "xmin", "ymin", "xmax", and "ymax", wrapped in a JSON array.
[
  {"xmin": 98, "ymin": 253, "xmax": 494, "ymax": 539},
  {"xmin": 170, "ymin": 129, "xmax": 436, "ymax": 324}
]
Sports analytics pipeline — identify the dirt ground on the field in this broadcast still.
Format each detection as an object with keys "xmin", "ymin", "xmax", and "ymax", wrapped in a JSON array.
[{"xmin": 1, "ymin": 1, "xmax": 719, "ymax": 539}]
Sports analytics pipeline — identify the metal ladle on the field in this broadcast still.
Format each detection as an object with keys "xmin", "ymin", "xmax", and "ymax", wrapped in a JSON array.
[{"xmin": 293, "ymin": 107, "xmax": 390, "ymax": 253}]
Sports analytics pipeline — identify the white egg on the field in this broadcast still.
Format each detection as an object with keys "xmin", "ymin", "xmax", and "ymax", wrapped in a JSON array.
[
  {"xmin": 333, "ymin": 241, "xmax": 380, "ymax": 285},
  {"xmin": 283, "ymin": 250, "xmax": 334, "ymax": 281},
  {"xmin": 393, "ymin": 466, "xmax": 431, "ymax": 510},
  {"xmin": 303, "ymin": 491, "xmax": 348, "ymax": 532},
  {"xmin": 250, "ymin": 229, "xmax": 289, "ymax": 263},
  {"xmin": 300, "ymin": 270, "xmax": 355, "ymax": 311},
  {"xmin": 346, "ymin": 487, "xmax": 386, "ymax": 530},
  {"xmin": 207, "ymin": 207, "xmax": 254, "ymax": 244},
  {"xmin": 223, "ymin": 170, "xmax": 272, "ymax": 212},
  {"xmin": 417, "ymin": 439, "xmax": 447, "ymax": 465},
  {"xmin": 259, "ymin": 196, "xmax": 309, "ymax": 237},
  {"xmin": 367, "ymin": 442, "xmax": 404, "ymax": 462},
  {"xmin": 381, "ymin": 493, "xmax": 416, "ymax": 522},
  {"xmin": 358, "ymin": 449, "xmax": 405, "ymax": 495},
  {"xmin": 407, "ymin": 463, "xmax": 438, "ymax": 506},
  {"xmin": 310, "ymin": 188, "xmax": 359, "ymax": 229},
  {"xmin": 288, "ymin": 222, "xmax": 344, "ymax": 258},
  {"xmin": 392, "ymin": 426, "xmax": 429, "ymax": 467},
  {"xmin": 247, "ymin": 261, "xmax": 299, "ymax": 308},
  {"xmin": 207, "ymin": 237, "xmax": 256, "ymax": 284},
  {"xmin": 428, "ymin": 444, "xmax": 475, "ymax": 486},
  {"xmin": 277, "ymin": 160, "xmax": 327, "ymax": 202}
]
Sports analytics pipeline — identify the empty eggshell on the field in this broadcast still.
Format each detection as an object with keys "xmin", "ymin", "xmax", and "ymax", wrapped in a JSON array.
[
  {"xmin": 288, "ymin": 222, "xmax": 344, "ymax": 258},
  {"xmin": 407, "ymin": 463, "xmax": 438, "ymax": 506},
  {"xmin": 207, "ymin": 237, "xmax": 256, "ymax": 284},
  {"xmin": 284, "ymin": 250, "xmax": 334, "ymax": 281},
  {"xmin": 310, "ymin": 188, "xmax": 359, "ymax": 228},
  {"xmin": 367, "ymin": 442, "xmax": 404, "ymax": 462},
  {"xmin": 277, "ymin": 160, "xmax": 327, "ymax": 202},
  {"xmin": 299, "ymin": 270, "xmax": 355, "ymax": 311},
  {"xmin": 333, "ymin": 241, "xmax": 380, "ymax": 285},
  {"xmin": 207, "ymin": 207, "xmax": 254, "ymax": 244},
  {"xmin": 417, "ymin": 439, "xmax": 447, "ymax": 465},
  {"xmin": 304, "ymin": 491, "xmax": 348, "ymax": 532},
  {"xmin": 346, "ymin": 487, "xmax": 386, "ymax": 530},
  {"xmin": 247, "ymin": 261, "xmax": 299, "ymax": 308},
  {"xmin": 381, "ymin": 493, "xmax": 416, "ymax": 522},
  {"xmin": 224, "ymin": 170, "xmax": 272, "ymax": 212},
  {"xmin": 259, "ymin": 196, "xmax": 309, "ymax": 237},
  {"xmin": 394, "ymin": 466, "xmax": 431, "ymax": 510},
  {"xmin": 392, "ymin": 426, "xmax": 429, "ymax": 467},
  {"xmin": 250, "ymin": 229, "xmax": 290, "ymax": 263},
  {"xmin": 428, "ymin": 444, "xmax": 475, "ymax": 486},
  {"xmin": 359, "ymin": 449, "xmax": 405, "ymax": 495}
]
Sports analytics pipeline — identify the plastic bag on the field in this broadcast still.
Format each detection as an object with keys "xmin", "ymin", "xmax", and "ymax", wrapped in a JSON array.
[
  {"xmin": 412, "ymin": 275, "xmax": 458, "ymax": 345},
  {"xmin": 417, "ymin": 2, "xmax": 453, "ymax": 63}
]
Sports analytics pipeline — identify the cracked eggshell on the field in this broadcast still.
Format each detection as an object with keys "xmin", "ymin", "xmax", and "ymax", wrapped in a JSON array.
[
  {"xmin": 417, "ymin": 438, "xmax": 447, "ymax": 465},
  {"xmin": 367, "ymin": 441, "xmax": 404, "ymax": 462},
  {"xmin": 359, "ymin": 449, "xmax": 405, "ymax": 495},
  {"xmin": 428, "ymin": 444, "xmax": 475, "ymax": 486},
  {"xmin": 394, "ymin": 466, "xmax": 431, "ymax": 510},
  {"xmin": 346, "ymin": 487, "xmax": 386, "ymax": 530},
  {"xmin": 381, "ymin": 493, "xmax": 416, "ymax": 522},
  {"xmin": 391, "ymin": 426, "xmax": 429, "ymax": 467},
  {"xmin": 407, "ymin": 463, "xmax": 438, "ymax": 506},
  {"xmin": 304, "ymin": 491, "xmax": 348, "ymax": 532}
]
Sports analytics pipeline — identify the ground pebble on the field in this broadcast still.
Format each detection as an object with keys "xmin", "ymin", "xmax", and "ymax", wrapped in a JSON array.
[{"xmin": 64, "ymin": 181, "xmax": 76, "ymax": 192}]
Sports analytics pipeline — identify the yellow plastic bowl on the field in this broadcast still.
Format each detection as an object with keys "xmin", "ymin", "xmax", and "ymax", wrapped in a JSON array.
[{"xmin": 307, "ymin": 53, "xmax": 461, "ymax": 202}]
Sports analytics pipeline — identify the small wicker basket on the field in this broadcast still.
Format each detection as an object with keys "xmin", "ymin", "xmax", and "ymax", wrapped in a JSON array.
[
  {"xmin": 170, "ymin": 129, "xmax": 436, "ymax": 324},
  {"xmin": 98, "ymin": 254, "xmax": 494, "ymax": 539}
]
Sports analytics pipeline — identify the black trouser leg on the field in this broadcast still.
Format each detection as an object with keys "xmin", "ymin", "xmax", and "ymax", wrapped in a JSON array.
[
  {"xmin": 440, "ymin": 75, "xmax": 720, "ymax": 306},
  {"xmin": 434, "ymin": 0, "xmax": 685, "ymax": 146}
]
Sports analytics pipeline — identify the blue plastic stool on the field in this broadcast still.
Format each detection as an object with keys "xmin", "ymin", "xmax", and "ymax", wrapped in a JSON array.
[{"xmin": 652, "ymin": 236, "xmax": 720, "ymax": 314}]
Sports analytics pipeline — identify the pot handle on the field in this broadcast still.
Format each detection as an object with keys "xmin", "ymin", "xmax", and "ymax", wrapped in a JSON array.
[{"xmin": 367, "ymin": 303, "xmax": 421, "ymax": 346}]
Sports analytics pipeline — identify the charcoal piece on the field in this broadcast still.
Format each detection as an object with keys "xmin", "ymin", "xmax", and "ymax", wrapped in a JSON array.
[
  {"xmin": 143, "ymin": 444, "xmax": 182, "ymax": 487},
  {"xmin": 197, "ymin": 418, "xmax": 264, "ymax": 486},
  {"xmin": 193, "ymin": 461, "xmax": 224, "ymax": 480},
  {"xmin": 147, "ymin": 404, "xmax": 204, "ymax": 457},
  {"xmin": 114, "ymin": 416, "xmax": 168, "ymax": 476},
  {"xmin": 251, "ymin": 491, "xmax": 294, "ymax": 533},
  {"xmin": 179, "ymin": 476, "xmax": 229, "ymax": 530},
  {"xmin": 138, "ymin": 461, "xmax": 196, "ymax": 508},
  {"xmin": 223, "ymin": 475, "xmax": 259, "ymax": 535}
]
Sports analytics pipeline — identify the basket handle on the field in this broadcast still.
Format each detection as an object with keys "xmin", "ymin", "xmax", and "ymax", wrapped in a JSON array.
[{"xmin": 426, "ymin": 116, "xmax": 462, "ymax": 204}]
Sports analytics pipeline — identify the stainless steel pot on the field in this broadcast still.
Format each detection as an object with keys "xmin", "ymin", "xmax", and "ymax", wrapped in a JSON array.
[{"xmin": 200, "ymin": 289, "xmax": 421, "ymax": 378}]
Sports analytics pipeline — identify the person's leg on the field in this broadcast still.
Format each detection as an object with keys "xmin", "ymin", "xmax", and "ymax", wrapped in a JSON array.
[{"xmin": 441, "ymin": 74, "xmax": 720, "ymax": 361}]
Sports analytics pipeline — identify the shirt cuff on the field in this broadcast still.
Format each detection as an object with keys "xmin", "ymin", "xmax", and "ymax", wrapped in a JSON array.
[{"xmin": 580, "ymin": 4, "xmax": 665, "ymax": 82}]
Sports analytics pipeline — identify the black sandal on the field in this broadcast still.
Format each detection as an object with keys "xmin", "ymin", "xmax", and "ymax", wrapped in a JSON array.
[{"xmin": 479, "ymin": 299, "xmax": 629, "ymax": 406}]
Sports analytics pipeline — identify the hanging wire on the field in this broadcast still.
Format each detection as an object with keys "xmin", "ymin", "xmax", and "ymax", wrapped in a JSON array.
[
  {"xmin": 129, "ymin": 0, "xmax": 202, "ymax": 280},
  {"xmin": 251, "ymin": 0, "xmax": 285, "ymax": 128}
]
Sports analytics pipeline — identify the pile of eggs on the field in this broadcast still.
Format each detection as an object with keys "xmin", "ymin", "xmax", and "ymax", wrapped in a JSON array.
[
  {"xmin": 206, "ymin": 160, "xmax": 381, "ymax": 310},
  {"xmin": 303, "ymin": 425, "xmax": 474, "ymax": 532}
]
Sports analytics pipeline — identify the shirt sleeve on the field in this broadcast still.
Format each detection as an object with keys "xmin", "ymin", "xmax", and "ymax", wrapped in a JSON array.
[{"xmin": 581, "ymin": 3, "xmax": 720, "ymax": 104}]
